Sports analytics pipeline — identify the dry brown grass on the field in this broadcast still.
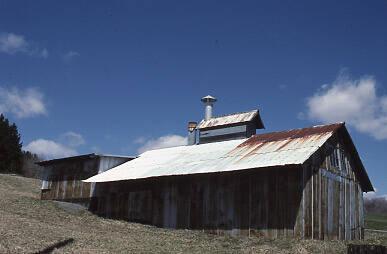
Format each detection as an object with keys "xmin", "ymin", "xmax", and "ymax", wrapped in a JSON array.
[{"xmin": 0, "ymin": 174, "xmax": 385, "ymax": 253}]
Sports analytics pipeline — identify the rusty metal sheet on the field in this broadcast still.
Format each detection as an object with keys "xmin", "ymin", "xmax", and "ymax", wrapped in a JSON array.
[
  {"xmin": 197, "ymin": 110, "xmax": 263, "ymax": 129},
  {"xmin": 85, "ymin": 123, "xmax": 344, "ymax": 183}
]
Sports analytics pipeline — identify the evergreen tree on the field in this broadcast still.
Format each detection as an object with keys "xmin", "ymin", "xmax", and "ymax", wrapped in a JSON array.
[{"xmin": 0, "ymin": 114, "xmax": 23, "ymax": 173}]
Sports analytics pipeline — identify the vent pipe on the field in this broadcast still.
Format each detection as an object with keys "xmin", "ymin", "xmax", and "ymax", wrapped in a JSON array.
[
  {"xmin": 201, "ymin": 95, "xmax": 217, "ymax": 120},
  {"xmin": 187, "ymin": 121, "xmax": 197, "ymax": 145}
]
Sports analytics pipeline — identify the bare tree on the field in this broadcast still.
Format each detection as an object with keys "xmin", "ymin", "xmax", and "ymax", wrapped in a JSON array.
[{"xmin": 364, "ymin": 197, "xmax": 387, "ymax": 214}]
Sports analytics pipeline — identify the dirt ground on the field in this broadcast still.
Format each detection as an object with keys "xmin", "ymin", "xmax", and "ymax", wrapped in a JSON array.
[{"xmin": 0, "ymin": 174, "xmax": 385, "ymax": 253}]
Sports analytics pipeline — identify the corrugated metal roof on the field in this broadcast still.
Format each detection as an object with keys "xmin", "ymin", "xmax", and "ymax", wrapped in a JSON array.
[
  {"xmin": 84, "ymin": 123, "xmax": 342, "ymax": 183},
  {"xmin": 197, "ymin": 110, "xmax": 264, "ymax": 129}
]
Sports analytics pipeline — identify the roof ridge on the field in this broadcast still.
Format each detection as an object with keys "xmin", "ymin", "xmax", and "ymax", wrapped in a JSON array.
[
  {"xmin": 250, "ymin": 122, "xmax": 344, "ymax": 139},
  {"xmin": 201, "ymin": 109, "xmax": 258, "ymax": 121},
  {"xmin": 95, "ymin": 153, "xmax": 136, "ymax": 158}
]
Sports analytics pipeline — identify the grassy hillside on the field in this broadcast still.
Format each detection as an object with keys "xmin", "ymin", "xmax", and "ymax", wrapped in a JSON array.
[
  {"xmin": 0, "ymin": 174, "xmax": 385, "ymax": 254},
  {"xmin": 365, "ymin": 213, "xmax": 387, "ymax": 231}
]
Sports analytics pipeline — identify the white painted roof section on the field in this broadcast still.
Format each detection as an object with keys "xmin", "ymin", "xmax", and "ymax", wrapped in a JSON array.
[
  {"xmin": 197, "ymin": 110, "xmax": 259, "ymax": 129},
  {"xmin": 84, "ymin": 129, "xmax": 335, "ymax": 183}
]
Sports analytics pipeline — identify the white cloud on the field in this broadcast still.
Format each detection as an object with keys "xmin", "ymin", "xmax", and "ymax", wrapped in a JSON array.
[
  {"xmin": 304, "ymin": 72, "xmax": 387, "ymax": 140},
  {"xmin": 0, "ymin": 32, "xmax": 48, "ymax": 58},
  {"xmin": 60, "ymin": 132, "xmax": 85, "ymax": 147},
  {"xmin": 137, "ymin": 135, "xmax": 187, "ymax": 154},
  {"xmin": 0, "ymin": 33, "xmax": 28, "ymax": 54},
  {"xmin": 364, "ymin": 188, "xmax": 387, "ymax": 200},
  {"xmin": 0, "ymin": 87, "xmax": 47, "ymax": 118},
  {"xmin": 63, "ymin": 50, "xmax": 80, "ymax": 62},
  {"xmin": 24, "ymin": 131, "xmax": 85, "ymax": 159},
  {"xmin": 24, "ymin": 139, "xmax": 77, "ymax": 160},
  {"xmin": 364, "ymin": 188, "xmax": 377, "ymax": 199}
]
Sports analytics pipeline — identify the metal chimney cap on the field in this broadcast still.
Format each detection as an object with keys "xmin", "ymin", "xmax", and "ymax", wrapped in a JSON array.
[
  {"xmin": 201, "ymin": 95, "xmax": 217, "ymax": 103},
  {"xmin": 188, "ymin": 121, "xmax": 197, "ymax": 132}
]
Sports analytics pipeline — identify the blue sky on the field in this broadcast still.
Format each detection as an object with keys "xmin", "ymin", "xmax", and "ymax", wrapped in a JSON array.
[{"xmin": 0, "ymin": 1, "xmax": 386, "ymax": 197}]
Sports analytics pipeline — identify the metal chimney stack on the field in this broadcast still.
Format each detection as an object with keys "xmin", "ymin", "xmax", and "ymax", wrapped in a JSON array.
[
  {"xmin": 201, "ymin": 95, "xmax": 217, "ymax": 120},
  {"xmin": 187, "ymin": 121, "xmax": 197, "ymax": 145}
]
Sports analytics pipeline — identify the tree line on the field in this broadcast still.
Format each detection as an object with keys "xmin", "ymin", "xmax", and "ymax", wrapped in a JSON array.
[
  {"xmin": 364, "ymin": 197, "xmax": 387, "ymax": 214},
  {"xmin": 0, "ymin": 114, "xmax": 43, "ymax": 178}
]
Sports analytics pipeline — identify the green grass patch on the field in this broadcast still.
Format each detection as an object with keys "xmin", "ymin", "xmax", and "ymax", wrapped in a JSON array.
[{"xmin": 365, "ymin": 213, "xmax": 387, "ymax": 231}]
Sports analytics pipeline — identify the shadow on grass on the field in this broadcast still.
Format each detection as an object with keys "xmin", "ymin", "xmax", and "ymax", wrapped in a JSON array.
[{"xmin": 34, "ymin": 238, "xmax": 74, "ymax": 254}]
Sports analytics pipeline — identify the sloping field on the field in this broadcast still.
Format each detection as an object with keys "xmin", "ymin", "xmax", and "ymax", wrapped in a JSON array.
[
  {"xmin": 0, "ymin": 174, "xmax": 385, "ymax": 253},
  {"xmin": 365, "ymin": 213, "xmax": 387, "ymax": 231}
]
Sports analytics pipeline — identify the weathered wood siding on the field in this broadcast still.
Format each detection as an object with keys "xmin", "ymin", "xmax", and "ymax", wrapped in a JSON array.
[
  {"xmin": 301, "ymin": 167, "xmax": 363, "ymax": 240},
  {"xmin": 41, "ymin": 158, "xmax": 99, "ymax": 206},
  {"xmin": 302, "ymin": 135, "xmax": 365, "ymax": 240},
  {"xmin": 41, "ymin": 156, "xmax": 132, "ymax": 207},
  {"xmin": 92, "ymin": 167, "xmax": 304, "ymax": 238}
]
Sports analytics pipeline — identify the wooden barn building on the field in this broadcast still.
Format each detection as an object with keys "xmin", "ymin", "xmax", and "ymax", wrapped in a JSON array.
[
  {"xmin": 84, "ymin": 96, "xmax": 373, "ymax": 240},
  {"xmin": 38, "ymin": 153, "xmax": 134, "ymax": 207}
]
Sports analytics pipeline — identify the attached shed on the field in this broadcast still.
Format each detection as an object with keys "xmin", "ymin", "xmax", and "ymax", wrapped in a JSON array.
[
  {"xmin": 85, "ymin": 122, "xmax": 373, "ymax": 240},
  {"xmin": 38, "ymin": 154, "xmax": 134, "ymax": 207}
]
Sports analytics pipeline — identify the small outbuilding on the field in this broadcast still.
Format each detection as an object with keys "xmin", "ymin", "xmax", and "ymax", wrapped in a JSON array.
[
  {"xmin": 38, "ymin": 153, "xmax": 134, "ymax": 207},
  {"xmin": 85, "ymin": 96, "xmax": 373, "ymax": 240}
]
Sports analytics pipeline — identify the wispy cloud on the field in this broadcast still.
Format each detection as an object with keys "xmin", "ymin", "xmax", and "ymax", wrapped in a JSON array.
[
  {"xmin": 24, "ymin": 131, "xmax": 85, "ymax": 159},
  {"xmin": 40, "ymin": 48, "xmax": 49, "ymax": 58},
  {"xmin": 0, "ymin": 86, "xmax": 47, "ymax": 118},
  {"xmin": 303, "ymin": 70, "xmax": 387, "ymax": 140},
  {"xmin": 278, "ymin": 84, "xmax": 288, "ymax": 90},
  {"xmin": 24, "ymin": 139, "xmax": 77, "ymax": 159},
  {"xmin": 0, "ymin": 32, "xmax": 48, "ymax": 58},
  {"xmin": 0, "ymin": 33, "xmax": 27, "ymax": 54},
  {"xmin": 137, "ymin": 134, "xmax": 187, "ymax": 154},
  {"xmin": 133, "ymin": 136, "xmax": 146, "ymax": 144},
  {"xmin": 60, "ymin": 131, "xmax": 85, "ymax": 147},
  {"xmin": 63, "ymin": 50, "xmax": 80, "ymax": 62}
]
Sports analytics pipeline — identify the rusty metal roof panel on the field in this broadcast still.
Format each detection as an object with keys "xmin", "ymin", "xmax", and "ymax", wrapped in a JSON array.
[
  {"xmin": 85, "ymin": 123, "xmax": 343, "ymax": 183},
  {"xmin": 197, "ymin": 110, "xmax": 264, "ymax": 129}
]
